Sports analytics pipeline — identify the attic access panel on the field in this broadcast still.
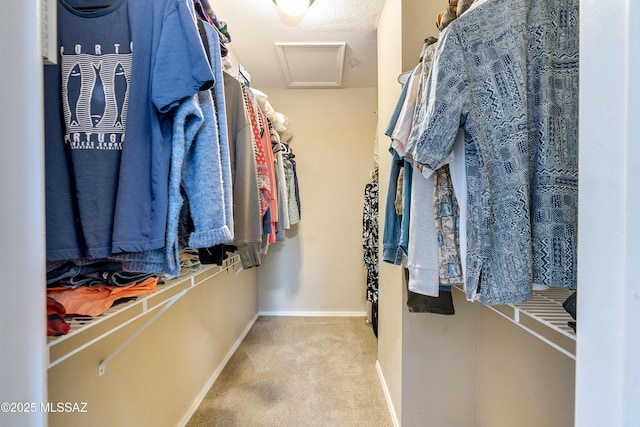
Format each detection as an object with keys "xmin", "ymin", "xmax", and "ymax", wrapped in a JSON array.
[{"xmin": 275, "ymin": 42, "xmax": 346, "ymax": 88}]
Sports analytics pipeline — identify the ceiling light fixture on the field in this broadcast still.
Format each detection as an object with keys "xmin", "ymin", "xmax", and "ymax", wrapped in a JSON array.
[{"xmin": 272, "ymin": 0, "xmax": 315, "ymax": 17}]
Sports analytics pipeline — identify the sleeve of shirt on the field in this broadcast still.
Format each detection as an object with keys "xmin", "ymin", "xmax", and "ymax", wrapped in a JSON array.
[
  {"xmin": 185, "ymin": 91, "xmax": 234, "ymax": 248},
  {"xmin": 384, "ymin": 76, "xmax": 411, "ymax": 138},
  {"xmin": 390, "ymin": 63, "xmax": 423, "ymax": 158},
  {"xmin": 406, "ymin": 27, "xmax": 468, "ymax": 170},
  {"xmin": 152, "ymin": 0, "xmax": 215, "ymax": 113}
]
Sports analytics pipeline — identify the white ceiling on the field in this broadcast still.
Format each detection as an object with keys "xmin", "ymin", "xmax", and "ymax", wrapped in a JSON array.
[{"xmin": 211, "ymin": 0, "xmax": 386, "ymax": 89}]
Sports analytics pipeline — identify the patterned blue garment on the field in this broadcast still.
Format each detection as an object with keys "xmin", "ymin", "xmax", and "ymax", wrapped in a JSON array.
[
  {"xmin": 434, "ymin": 165, "xmax": 463, "ymax": 288},
  {"xmin": 406, "ymin": 0, "xmax": 579, "ymax": 305}
]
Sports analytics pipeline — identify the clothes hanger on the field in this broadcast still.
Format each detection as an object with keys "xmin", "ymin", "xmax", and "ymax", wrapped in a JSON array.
[
  {"xmin": 397, "ymin": 70, "xmax": 412, "ymax": 85},
  {"xmin": 397, "ymin": 37, "xmax": 438, "ymax": 85}
]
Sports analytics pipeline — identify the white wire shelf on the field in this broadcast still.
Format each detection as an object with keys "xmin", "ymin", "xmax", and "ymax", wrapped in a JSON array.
[
  {"xmin": 47, "ymin": 255, "xmax": 242, "ymax": 369},
  {"xmin": 454, "ymin": 286, "xmax": 577, "ymax": 360}
]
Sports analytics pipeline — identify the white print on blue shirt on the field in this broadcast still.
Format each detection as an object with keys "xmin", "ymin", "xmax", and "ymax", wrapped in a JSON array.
[{"xmin": 60, "ymin": 43, "xmax": 132, "ymax": 151}]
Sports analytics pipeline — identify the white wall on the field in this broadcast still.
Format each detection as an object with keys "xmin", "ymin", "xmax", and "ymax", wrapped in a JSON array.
[
  {"xmin": 477, "ymin": 307, "xmax": 575, "ymax": 427},
  {"xmin": 376, "ymin": 0, "xmax": 405, "ymax": 422},
  {"xmin": 256, "ymin": 87, "xmax": 378, "ymax": 314},
  {"xmin": 377, "ymin": 1, "xmax": 456, "ymax": 424},
  {"xmin": 0, "ymin": 1, "xmax": 48, "ymax": 426},
  {"xmin": 576, "ymin": 1, "xmax": 640, "ymax": 424}
]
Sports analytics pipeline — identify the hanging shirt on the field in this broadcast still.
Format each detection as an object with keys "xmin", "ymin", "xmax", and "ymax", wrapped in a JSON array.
[
  {"xmin": 409, "ymin": 41, "xmax": 463, "ymax": 292},
  {"xmin": 433, "ymin": 165, "xmax": 464, "ymax": 287},
  {"xmin": 163, "ymin": 92, "xmax": 234, "ymax": 276},
  {"xmin": 381, "ymin": 78, "xmax": 411, "ymax": 265},
  {"xmin": 362, "ymin": 179, "xmax": 379, "ymax": 303},
  {"xmin": 390, "ymin": 63, "xmax": 422, "ymax": 159},
  {"xmin": 224, "ymin": 73, "xmax": 263, "ymax": 269},
  {"xmin": 447, "ymin": 129, "xmax": 467, "ymax": 287},
  {"xmin": 45, "ymin": 0, "xmax": 214, "ymax": 261},
  {"xmin": 258, "ymin": 108, "xmax": 278, "ymax": 246},
  {"xmin": 406, "ymin": 0, "xmax": 579, "ymax": 305},
  {"xmin": 406, "ymin": 164, "xmax": 439, "ymax": 296},
  {"xmin": 202, "ymin": 19, "xmax": 235, "ymax": 240},
  {"xmin": 282, "ymin": 145, "xmax": 301, "ymax": 226},
  {"xmin": 272, "ymin": 129, "xmax": 291, "ymax": 240}
]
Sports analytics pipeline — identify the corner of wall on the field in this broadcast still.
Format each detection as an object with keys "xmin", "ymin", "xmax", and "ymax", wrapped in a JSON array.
[{"xmin": 376, "ymin": 0, "xmax": 404, "ymax": 423}]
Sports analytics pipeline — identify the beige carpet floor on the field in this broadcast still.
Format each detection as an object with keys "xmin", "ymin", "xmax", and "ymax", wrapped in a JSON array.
[{"xmin": 186, "ymin": 316, "xmax": 393, "ymax": 427}]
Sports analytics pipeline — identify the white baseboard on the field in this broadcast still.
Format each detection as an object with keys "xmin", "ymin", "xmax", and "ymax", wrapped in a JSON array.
[
  {"xmin": 376, "ymin": 360, "xmax": 400, "ymax": 427},
  {"xmin": 178, "ymin": 312, "xmax": 259, "ymax": 427},
  {"xmin": 258, "ymin": 310, "xmax": 367, "ymax": 317}
]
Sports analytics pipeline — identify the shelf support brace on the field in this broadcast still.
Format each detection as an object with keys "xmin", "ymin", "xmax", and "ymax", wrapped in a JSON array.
[{"xmin": 98, "ymin": 289, "xmax": 188, "ymax": 376}]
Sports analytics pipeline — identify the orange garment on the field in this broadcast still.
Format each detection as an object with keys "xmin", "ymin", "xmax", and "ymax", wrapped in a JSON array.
[
  {"xmin": 243, "ymin": 86, "xmax": 271, "ymax": 216},
  {"xmin": 258, "ymin": 109, "xmax": 278, "ymax": 245},
  {"xmin": 46, "ymin": 277, "xmax": 158, "ymax": 317}
]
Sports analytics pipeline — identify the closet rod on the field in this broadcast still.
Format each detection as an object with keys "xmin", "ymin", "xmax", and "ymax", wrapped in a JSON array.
[{"xmin": 98, "ymin": 289, "xmax": 187, "ymax": 376}]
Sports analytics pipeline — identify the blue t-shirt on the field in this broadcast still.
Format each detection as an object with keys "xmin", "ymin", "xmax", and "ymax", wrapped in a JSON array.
[
  {"xmin": 45, "ymin": 0, "xmax": 214, "ymax": 261},
  {"xmin": 381, "ymin": 77, "xmax": 410, "ymax": 265}
]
